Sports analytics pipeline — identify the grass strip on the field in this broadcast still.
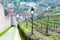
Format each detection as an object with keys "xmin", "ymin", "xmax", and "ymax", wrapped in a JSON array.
[
  {"xmin": 0, "ymin": 27, "xmax": 11, "ymax": 37},
  {"xmin": 18, "ymin": 24, "xmax": 26, "ymax": 40}
]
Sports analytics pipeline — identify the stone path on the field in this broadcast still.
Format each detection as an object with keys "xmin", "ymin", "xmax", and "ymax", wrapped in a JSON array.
[{"xmin": 13, "ymin": 27, "xmax": 21, "ymax": 40}]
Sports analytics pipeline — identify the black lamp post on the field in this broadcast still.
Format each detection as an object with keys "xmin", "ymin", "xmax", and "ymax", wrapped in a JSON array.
[
  {"xmin": 46, "ymin": 15, "xmax": 49, "ymax": 36},
  {"xmin": 31, "ymin": 7, "xmax": 34, "ymax": 35},
  {"xmin": 25, "ymin": 17, "xmax": 28, "ymax": 27},
  {"xmin": 45, "ymin": 6, "xmax": 50, "ymax": 36}
]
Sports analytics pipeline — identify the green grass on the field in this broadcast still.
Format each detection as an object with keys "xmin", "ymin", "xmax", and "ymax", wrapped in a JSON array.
[
  {"xmin": 0, "ymin": 27, "xmax": 11, "ymax": 37},
  {"xmin": 20, "ymin": 33, "xmax": 25, "ymax": 40},
  {"xmin": 39, "ymin": 35, "xmax": 57, "ymax": 40},
  {"xmin": 18, "ymin": 27, "xmax": 25, "ymax": 40},
  {"xmin": 19, "ymin": 12, "xmax": 60, "ymax": 40},
  {"xmin": 19, "ymin": 21, "xmax": 31, "ymax": 40},
  {"xmin": 36, "ymin": 16, "xmax": 60, "ymax": 27},
  {"xmin": 19, "ymin": 21, "xmax": 58, "ymax": 40},
  {"xmin": 19, "ymin": 21, "xmax": 31, "ymax": 34}
]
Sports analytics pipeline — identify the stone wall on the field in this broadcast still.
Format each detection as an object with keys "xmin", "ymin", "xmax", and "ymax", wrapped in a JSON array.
[{"xmin": 0, "ymin": 3, "xmax": 11, "ymax": 33}]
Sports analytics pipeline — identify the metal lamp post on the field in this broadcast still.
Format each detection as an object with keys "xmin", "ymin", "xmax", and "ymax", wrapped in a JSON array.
[
  {"xmin": 25, "ymin": 17, "xmax": 28, "ymax": 28},
  {"xmin": 31, "ymin": 7, "xmax": 34, "ymax": 35},
  {"xmin": 46, "ymin": 15, "xmax": 49, "ymax": 36},
  {"xmin": 46, "ymin": 6, "xmax": 50, "ymax": 36}
]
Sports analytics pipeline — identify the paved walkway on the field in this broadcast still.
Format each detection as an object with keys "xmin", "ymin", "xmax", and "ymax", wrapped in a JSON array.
[
  {"xmin": 13, "ymin": 27, "xmax": 21, "ymax": 40},
  {"xmin": 0, "ymin": 27, "xmax": 21, "ymax": 40}
]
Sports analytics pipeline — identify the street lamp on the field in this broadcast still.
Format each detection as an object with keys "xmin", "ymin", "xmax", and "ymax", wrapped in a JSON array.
[
  {"xmin": 31, "ymin": 7, "xmax": 34, "ymax": 35},
  {"xmin": 46, "ymin": 6, "xmax": 50, "ymax": 36},
  {"xmin": 46, "ymin": 15, "xmax": 49, "ymax": 36},
  {"xmin": 25, "ymin": 17, "xmax": 28, "ymax": 28}
]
